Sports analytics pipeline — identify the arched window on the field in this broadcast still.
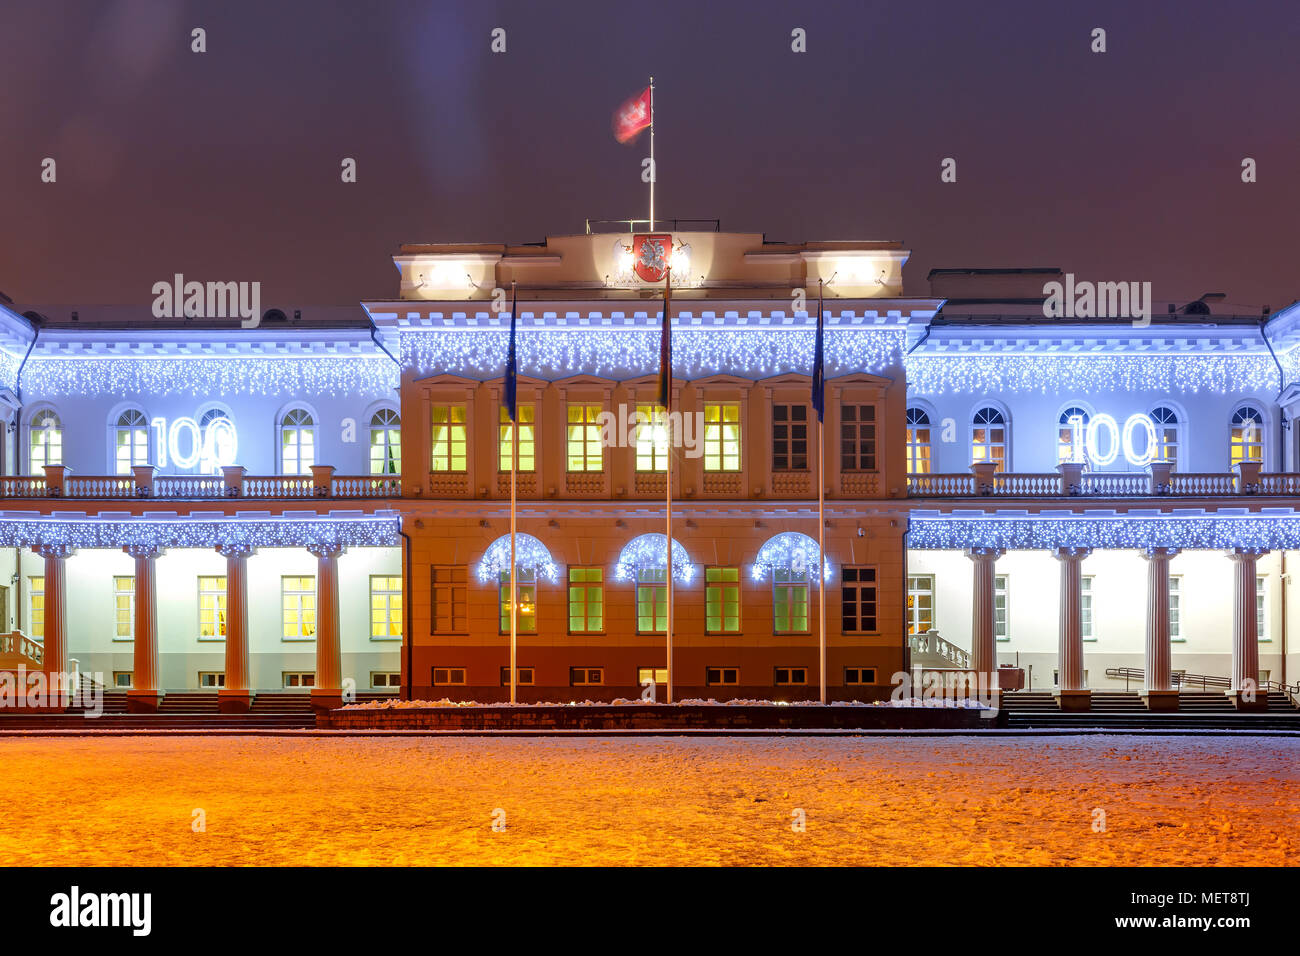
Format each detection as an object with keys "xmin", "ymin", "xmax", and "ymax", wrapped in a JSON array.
[
  {"xmin": 905, "ymin": 407, "xmax": 932, "ymax": 475},
  {"xmin": 971, "ymin": 406, "xmax": 1008, "ymax": 472},
  {"xmin": 1230, "ymin": 405, "xmax": 1265, "ymax": 466},
  {"xmin": 28, "ymin": 408, "xmax": 62, "ymax": 472},
  {"xmin": 369, "ymin": 408, "xmax": 401, "ymax": 475},
  {"xmin": 1150, "ymin": 406, "xmax": 1181, "ymax": 469},
  {"xmin": 1057, "ymin": 406, "xmax": 1090, "ymax": 465},
  {"xmin": 114, "ymin": 409, "xmax": 149, "ymax": 475},
  {"xmin": 280, "ymin": 407, "xmax": 316, "ymax": 475},
  {"xmin": 197, "ymin": 407, "xmax": 237, "ymax": 475}
]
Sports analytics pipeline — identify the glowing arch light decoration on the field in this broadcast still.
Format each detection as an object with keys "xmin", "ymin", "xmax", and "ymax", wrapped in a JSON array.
[
  {"xmin": 475, "ymin": 533, "xmax": 561, "ymax": 584},
  {"xmin": 613, "ymin": 533, "xmax": 695, "ymax": 584},
  {"xmin": 751, "ymin": 531, "xmax": 833, "ymax": 582}
]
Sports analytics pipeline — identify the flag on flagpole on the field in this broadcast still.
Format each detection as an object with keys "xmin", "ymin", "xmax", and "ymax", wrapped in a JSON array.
[
  {"xmin": 613, "ymin": 86, "xmax": 653, "ymax": 144},
  {"xmin": 811, "ymin": 282, "xmax": 825, "ymax": 422},
  {"xmin": 505, "ymin": 282, "xmax": 518, "ymax": 423}
]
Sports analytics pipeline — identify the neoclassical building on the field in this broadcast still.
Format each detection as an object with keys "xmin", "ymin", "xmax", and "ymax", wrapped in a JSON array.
[{"xmin": 1, "ymin": 235, "xmax": 1297, "ymax": 711}]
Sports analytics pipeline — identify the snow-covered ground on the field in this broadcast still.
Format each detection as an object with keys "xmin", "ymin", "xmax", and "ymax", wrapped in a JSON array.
[{"xmin": 1, "ymin": 735, "xmax": 1295, "ymax": 866}]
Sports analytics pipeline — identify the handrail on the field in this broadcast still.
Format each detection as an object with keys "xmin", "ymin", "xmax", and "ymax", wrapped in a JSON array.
[{"xmin": 1105, "ymin": 666, "xmax": 1300, "ymax": 700}]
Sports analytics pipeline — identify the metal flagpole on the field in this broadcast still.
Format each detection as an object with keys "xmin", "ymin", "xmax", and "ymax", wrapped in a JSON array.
[
  {"xmin": 509, "ymin": 282, "xmax": 518, "ymax": 705},
  {"xmin": 664, "ymin": 264, "xmax": 673, "ymax": 704},
  {"xmin": 817, "ymin": 281, "xmax": 827, "ymax": 704},
  {"xmin": 648, "ymin": 75, "xmax": 655, "ymax": 231}
]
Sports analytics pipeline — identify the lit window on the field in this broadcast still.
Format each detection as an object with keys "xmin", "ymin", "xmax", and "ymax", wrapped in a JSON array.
[
  {"xmin": 905, "ymin": 407, "xmax": 931, "ymax": 475},
  {"xmin": 637, "ymin": 667, "xmax": 668, "ymax": 686},
  {"xmin": 636, "ymin": 567, "xmax": 668, "ymax": 633},
  {"xmin": 369, "ymin": 408, "xmax": 401, "ymax": 475},
  {"xmin": 1169, "ymin": 576, "xmax": 1182, "ymax": 641},
  {"xmin": 282, "ymin": 576, "xmax": 317, "ymax": 641},
  {"xmin": 29, "ymin": 410, "xmax": 62, "ymax": 472},
  {"xmin": 971, "ymin": 406, "xmax": 1008, "ymax": 472},
  {"xmin": 906, "ymin": 574, "xmax": 933, "ymax": 635},
  {"xmin": 840, "ymin": 404, "xmax": 877, "ymax": 471},
  {"xmin": 280, "ymin": 408, "xmax": 316, "ymax": 475},
  {"xmin": 1057, "ymin": 406, "xmax": 1089, "ymax": 465},
  {"xmin": 370, "ymin": 575, "xmax": 402, "ymax": 640},
  {"xmin": 704, "ymin": 403, "xmax": 741, "ymax": 472},
  {"xmin": 114, "ymin": 409, "xmax": 149, "ymax": 475},
  {"xmin": 430, "ymin": 405, "xmax": 468, "ymax": 472},
  {"xmin": 568, "ymin": 568, "xmax": 604, "ymax": 633},
  {"xmin": 28, "ymin": 575, "xmax": 44, "ymax": 639},
  {"xmin": 198, "ymin": 576, "xmax": 227, "ymax": 640},
  {"xmin": 705, "ymin": 567, "xmax": 740, "ymax": 633},
  {"xmin": 773, "ymin": 568, "xmax": 809, "ymax": 634},
  {"xmin": 772, "ymin": 404, "xmax": 808, "ymax": 472},
  {"xmin": 1256, "ymin": 575, "xmax": 1266, "ymax": 641},
  {"xmin": 1151, "ymin": 406, "xmax": 1181, "ymax": 469},
  {"xmin": 842, "ymin": 566, "xmax": 878, "ymax": 634},
  {"xmin": 1081, "ymin": 575, "xmax": 1095, "ymax": 641},
  {"xmin": 994, "ymin": 574, "xmax": 1009, "ymax": 641},
  {"xmin": 566, "ymin": 404, "xmax": 604, "ymax": 472},
  {"xmin": 635, "ymin": 404, "xmax": 668, "ymax": 472},
  {"xmin": 1230, "ymin": 406, "xmax": 1264, "ymax": 466},
  {"xmin": 113, "ymin": 576, "xmax": 135, "ymax": 640},
  {"xmin": 499, "ymin": 405, "xmax": 536, "ymax": 472},
  {"xmin": 498, "ymin": 568, "xmax": 537, "ymax": 633}
]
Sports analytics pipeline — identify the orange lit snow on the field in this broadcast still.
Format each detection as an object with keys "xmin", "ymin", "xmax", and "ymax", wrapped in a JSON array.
[{"xmin": 1, "ymin": 735, "xmax": 1296, "ymax": 866}]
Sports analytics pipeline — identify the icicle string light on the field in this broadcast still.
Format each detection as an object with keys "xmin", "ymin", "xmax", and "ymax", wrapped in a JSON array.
[
  {"xmin": 751, "ymin": 531, "xmax": 833, "ymax": 582},
  {"xmin": 907, "ymin": 514, "xmax": 1300, "ymax": 551},
  {"xmin": 475, "ymin": 533, "xmax": 561, "ymax": 583},
  {"xmin": 0, "ymin": 515, "xmax": 400, "ymax": 549},
  {"xmin": 613, "ymin": 533, "xmax": 696, "ymax": 584},
  {"xmin": 904, "ymin": 354, "xmax": 1281, "ymax": 395}
]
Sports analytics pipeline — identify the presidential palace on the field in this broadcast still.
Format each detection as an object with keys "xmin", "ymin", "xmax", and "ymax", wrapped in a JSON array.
[{"xmin": 0, "ymin": 225, "xmax": 1297, "ymax": 710}]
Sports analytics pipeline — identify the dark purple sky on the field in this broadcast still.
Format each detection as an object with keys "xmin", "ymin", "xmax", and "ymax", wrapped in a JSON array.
[{"xmin": 3, "ymin": 0, "xmax": 1297, "ymax": 311}]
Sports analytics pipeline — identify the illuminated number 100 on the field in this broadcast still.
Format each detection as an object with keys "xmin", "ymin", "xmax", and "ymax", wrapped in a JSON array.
[
  {"xmin": 150, "ymin": 416, "xmax": 238, "ymax": 471},
  {"xmin": 1066, "ymin": 413, "xmax": 1158, "ymax": 468}
]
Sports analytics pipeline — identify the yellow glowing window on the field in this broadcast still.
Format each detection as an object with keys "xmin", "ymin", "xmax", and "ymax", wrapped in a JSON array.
[
  {"xmin": 638, "ymin": 667, "xmax": 668, "ymax": 686},
  {"xmin": 971, "ymin": 406, "xmax": 1007, "ymax": 473},
  {"xmin": 114, "ymin": 410, "xmax": 149, "ymax": 475},
  {"xmin": 566, "ymin": 403, "xmax": 604, "ymax": 472},
  {"xmin": 499, "ymin": 405, "xmax": 536, "ymax": 471},
  {"xmin": 28, "ymin": 575, "xmax": 44, "ymax": 639},
  {"xmin": 369, "ymin": 408, "xmax": 401, "ymax": 475},
  {"xmin": 29, "ymin": 410, "xmax": 62, "ymax": 472},
  {"xmin": 113, "ymin": 576, "xmax": 135, "ymax": 640},
  {"xmin": 370, "ymin": 575, "xmax": 402, "ymax": 640},
  {"xmin": 704, "ymin": 403, "xmax": 741, "ymax": 472},
  {"xmin": 198, "ymin": 576, "xmax": 227, "ymax": 639},
  {"xmin": 905, "ymin": 407, "xmax": 932, "ymax": 475},
  {"xmin": 430, "ymin": 405, "xmax": 467, "ymax": 472},
  {"xmin": 706, "ymin": 567, "xmax": 740, "ymax": 633},
  {"xmin": 568, "ymin": 568, "xmax": 604, "ymax": 633},
  {"xmin": 280, "ymin": 407, "xmax": 316, "ymax": 476},
  {"xmin": 635, "ymin": 404, "xmax": 668, "ymax": 472},
  {"xmin": 1230, "ymin": 406, "xmax": 1264, "ymax": 467},
  {"xmin": 498, "ymin": 569, "xmax": 537, "ymax": 633},
  {"xmin": 282, "ymin": 575, "xmax": 317, "ymax": 641}
]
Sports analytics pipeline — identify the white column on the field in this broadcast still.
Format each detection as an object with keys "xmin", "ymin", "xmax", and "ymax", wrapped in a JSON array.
[
  {"xmin": 123, "ymin": 544, "xmax": 164, "ymax": 712},
  {"xmin": 1053, "ymin": 546, "xmax": 1091, "ymax": 708},
  {"xmin": 965, "ymin": 548, "xmax": 1003, "ymax": 675},
  {"xmin": 32, "ymin": 543, "xmax": 73, "ymax": 707},
  {"xmin": 308, "ymin": 544, "xmax": 344, "ymax": 711},
  {"xmin": 217, "ymin": 544, "xmax": 253, "ymax": 712},
  {"xmin": 1141, "ymin": 547, "xmax": 1180, "ymax": 710},
  {"xmin": 1228, "ymin": 548, "xmax": 1268, "ymax": 706}
]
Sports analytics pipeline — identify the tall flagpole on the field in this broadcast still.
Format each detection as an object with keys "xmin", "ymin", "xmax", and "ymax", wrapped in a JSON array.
[
  {"xmin": 509, "ymin": 281, "xmax": 518, "ymax": 705},
  {"xmin": 648, "ymin": 75, "xmax": 655, "ymax": 231},
  {"xmin": 817, "ymin": 280, "xmax": 827, "ymax": 704},
  {"xmin": 664, "ymin": 264, "xmax": 673, "ymax": 703}
]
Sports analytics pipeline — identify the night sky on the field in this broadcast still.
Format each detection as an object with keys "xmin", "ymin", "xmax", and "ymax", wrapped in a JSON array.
[{"xmin": 3, "ymin": 0, "xmax": 1297, "ymax": 311}]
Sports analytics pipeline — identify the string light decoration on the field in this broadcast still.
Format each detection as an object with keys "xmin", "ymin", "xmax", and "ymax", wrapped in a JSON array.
[
  {"xmin": 907, "ymin": 514, "xmax": 1300, "ymax": 551},
  {"xmin": 400, "ymin": 327, "xmax": 906, "ymax": 381},
  {"xmin": 20, "ymin": 356, "xmax": 399, "ymax": 398},
  {"xmin": 904, "ymin": 353, "xmax": 1281, "ymax": 396},
  {"xmin": 750, "ymin": 531, "xmax": 833, "ymax": 582},
  {"xmin": 613, "ymin": 533, "xmax": 696, "ymax": 584},
  {"xmin": 0, "ymin": 514, "xmax": 401, "ymax": 550},
  {"xmin": 475, "ymin": 533, "xmax": 561, "ymax": 584},
  {"xmin": 0, "ymin": 351, "xmax": 19, "ymax": 392}
]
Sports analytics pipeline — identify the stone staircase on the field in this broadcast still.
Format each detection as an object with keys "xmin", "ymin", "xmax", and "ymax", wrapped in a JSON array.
[
  {"xmin": 907, "ymin": 630, "xmax": 970, "ymax": 669},
  {"xmin": 1001, "ymin": 690, "xmax": 1300, "ymax": 730}
]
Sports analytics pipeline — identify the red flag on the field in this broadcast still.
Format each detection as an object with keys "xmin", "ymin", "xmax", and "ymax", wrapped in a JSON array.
[{"xmin": 613, "ymin": 86, "xmax": 652, "ymax": 144}]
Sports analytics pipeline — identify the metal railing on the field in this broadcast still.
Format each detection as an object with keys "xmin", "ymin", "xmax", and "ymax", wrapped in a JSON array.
[{"xmin": 1105, "ymin": 666, "xmax": 1300, "ymax": 701}]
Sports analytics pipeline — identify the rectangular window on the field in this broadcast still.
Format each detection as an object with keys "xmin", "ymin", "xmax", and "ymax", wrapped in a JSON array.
[
  {"xmin": 371, "ymin": 672, "xmax": 402, "ymax": 689},
  {"xmin": 844, "ymin": 667, "xmax": 877, "ymax": 686},
  {"xmin": 635, "ymin": 404, "xmax": 668, "ymax": 472},
  {"xmin": 370, "ymin": 575, "xmax": 402, "ymax": 641},
  {"xmin": 430, "ymin": 404, "xmax": 468, "ymax": 472},
  {"xmin": 282, "ymin": 575, "xmax": 317, "ymax": 641},
  {"xmin": 994, "ymin": 574, "xmax": 1009, "ymax": 641},
  {"xmin": 566, "ymin": 403, "xmax": 604, "ymax": 472},
  {"xmin": 773, "ymin": 568, "xmax": 810, "ymax": 634},
  {"xmin": 568, "ymin": 568, "xmax": 604, "ymax": 633},
  {"xmin": 636, "ymin": 567, "xmax": 668, "ymax": 633},
  {"xmin": 499, "ymin": 666, "xmax": 535, "ymax": 686},
  {"xmin": 1081, "ymin": 575, "xmax": 1095, "ymax": 641},
  {"xmin": 499, "ymin": 568, "xmax": 537, "ymax": 633},
  {"xmin": 906, "ymin": 574, "xmax": 934, "ymax": 636},
  {"xmin": 774, "ymin": 666, "xmax": 807, "ymax": 685},
  {"xmin": 198, "ymin": 672, "xmax": 225, "ymax": 688},
  {"xmin": 841, "ymin": 566, "xmax": 878, "ymax": 634},
  {"xmin": 638, "ymin": 667, "xmax": 668, "ymax": 686},
  {"xmin": 704, "ymin": 403, "xmax": 741, "ymax": 472},
  {"xmin": 499, "ymin": 404, "xmax": 536, "ymax": 472},
  {"xmin": 115, "ymin": 424, "xmax": 149, "ymax": 475},
  {"xmin": 1170, "ymin": 576, "xmax": 1183, "ymax": 641},
  {"xmin": 705, "ymin": 567, "xmax": 740, "ymax": 633},
  {"xmin": 112, "ymin": 672, "xmax": 133, "ymax": 688},
  {"xmin": 198, "ymin": 576, "xmax": 227, "ymax": 640},
  {"xmin": 1256, "ymin": 575, "xmax": 1267, "ymax": 641},
  {"xmin": 432, "ymin": 566, "xmax": 468, "ymax": 634},
  {"xmin": 28, "ymin": 575, "xmax": 44, "ymax": 639},
  {"xmin": 570, "ymin": 667, "xmax": 604, "ymax": 686},
  {"xmin": 113, "ymin": 575, "xmax": 135, "ymax": 641},
  {"xmin": 705, "ymin": 667, "xmax": 739, "ymax": 686},
  {"xmin": 772, "ymin": 404, "xmax": 808, "ymax": 472},
  {"xmin": 432, "ymin": 667, "xmax": 466, "ymax": 686},
  {"xmin": 283, "ymin": 672, "xmax": 316, "ymax": 688},
  {"xmin": 840, "ymin": 404, "xmax": 877, "ymax": 471}
]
